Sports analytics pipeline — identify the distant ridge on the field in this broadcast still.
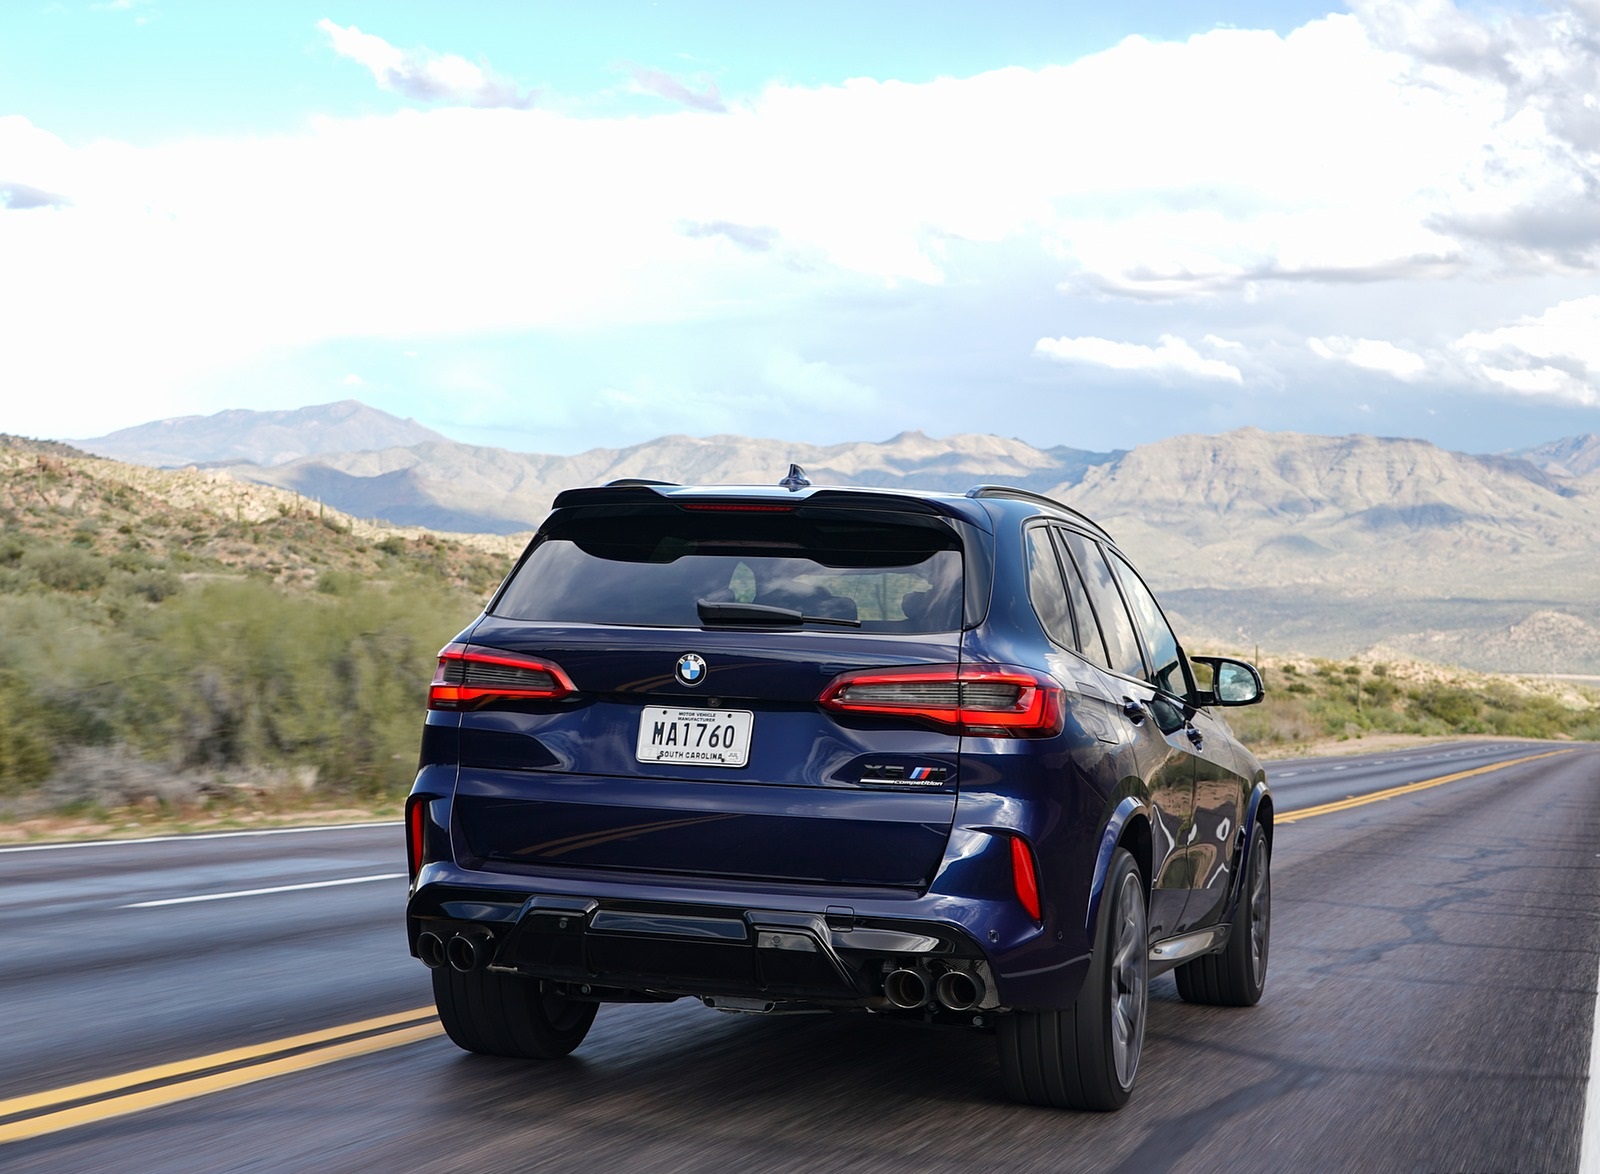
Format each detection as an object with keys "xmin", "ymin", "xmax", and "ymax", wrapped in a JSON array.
[
  {"xmin": 73, "ymin": 400, "xmax": 449, "ymax": 468},
  {"xmin": 220, "ymin": 429, "xmax": 1124, "ymax": 533},
  {"xmin": 1509, "ymin": 434, "xmax": 1600, "ymax": 479},
  {"xmin": 39, "ymin": 402, "xmax": 1600, "ymax": 672}
]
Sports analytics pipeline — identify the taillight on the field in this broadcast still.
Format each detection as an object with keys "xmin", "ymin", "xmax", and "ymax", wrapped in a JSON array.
[
  {"xmin": 1010, "ymin": 836, "xmax": 1042, "ymax": 922},
  {"xmin": 427, "ymin": 642, "xmax": 577, "ymax": 710},
  {"xmin": 405, "ymin": 795, "xmax": 427, "ymax": 880},
  {"xmin": 818, "ymin": 664, "xmax": 1065, "ymax": 737}
]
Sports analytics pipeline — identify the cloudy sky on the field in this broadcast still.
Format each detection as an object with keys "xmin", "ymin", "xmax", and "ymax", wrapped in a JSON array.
[{"xmin": 3, "ymin": 0, "xmax": 1598, "ymax": 456}]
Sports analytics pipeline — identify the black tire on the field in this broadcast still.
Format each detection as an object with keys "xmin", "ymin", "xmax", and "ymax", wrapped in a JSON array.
[
  {"xmin": 433, "ymin": 966, "xmax": 598, "ymax": 1059},
  {"xmin": 1175, "ymin": 832, "xmax": 1270, "ymax": 1007},
  {"xmin": 998, "ymin": 847, "xmax": 1148, "ymax": 1111}
]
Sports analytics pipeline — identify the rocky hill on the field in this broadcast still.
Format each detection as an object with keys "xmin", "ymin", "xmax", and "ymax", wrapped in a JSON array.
[{"xmin": 0, "ymin": 441, "xmax": 520, "ymax": 593}]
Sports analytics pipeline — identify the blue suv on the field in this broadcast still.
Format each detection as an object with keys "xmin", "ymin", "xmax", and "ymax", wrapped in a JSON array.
[{"xmin": 405, "ymin": 473, "xmax": 1271, "ymax": 1110}]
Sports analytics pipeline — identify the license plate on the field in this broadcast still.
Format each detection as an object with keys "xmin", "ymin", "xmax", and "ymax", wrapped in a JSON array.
[{"xmin": 636, "ymin": 707, "xmax": 753, "ymax": 768}]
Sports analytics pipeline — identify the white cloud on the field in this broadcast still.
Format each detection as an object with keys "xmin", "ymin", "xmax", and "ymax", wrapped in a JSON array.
[
  {"xmin": 316, "ymin": 21, "xmax": 533, "ymax": 108},
  {"xmin": 1034, "ymin": 334, "xmax": 1243, "ymax": 384},
  {"xmin": 4, "ymin": 4, "xmax": 1600, "ymax": 437},
  {"xmin": 1308, "ymin": 337, "xmax": 1431, "ymax": 381},
  {"xmin": 1455, "ymin": 296, "xmax": 1600, "ymax": 406}
]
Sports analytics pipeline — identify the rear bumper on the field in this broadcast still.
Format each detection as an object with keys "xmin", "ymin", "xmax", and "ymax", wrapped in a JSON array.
[{"xmin": 407, "ymin": 861, "xmax": 1088, "ymax": 1013}]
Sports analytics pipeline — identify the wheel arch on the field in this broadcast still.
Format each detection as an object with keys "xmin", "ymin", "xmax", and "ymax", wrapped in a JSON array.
[
  {"xmin": 1086, "ymin": 796, "xmax": 1151, "ymax": 936},
  {"xmin": 1229, "ymin": 783, "xmax": 1273, "ymax": 915},
  {"xmin": 1247, "ymin": 784, "xmax": 1273, "ymax": 853}
]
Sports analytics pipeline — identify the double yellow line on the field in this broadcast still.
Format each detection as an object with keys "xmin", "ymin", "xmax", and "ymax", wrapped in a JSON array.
[
  {"xmin": 0, "ymin": 1007, "xmax": 441, "ymax": 1145},
  {"xmin": 1277, "ymin": 747, "xmax": 1576, "ymax": 824}
]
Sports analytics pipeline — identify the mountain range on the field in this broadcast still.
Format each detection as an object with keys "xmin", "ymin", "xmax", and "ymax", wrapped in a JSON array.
[
  {"xmin": 73, "ymin": 400, "xmax": 447, "ymax": 468},
  {"xmin": 71, "ymin": 402, "xmax": 1600, "ymax": 675}
]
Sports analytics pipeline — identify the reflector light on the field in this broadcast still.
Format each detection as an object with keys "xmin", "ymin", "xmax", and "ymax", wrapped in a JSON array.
[
  {"xmin": 818, "ymin": 664, "xmax": 1065, "ymax": 737},
  {"xmin": 1011, "ymin": 836, "xmax": 1042, "ymax": 922},
  {"xmin": 428, "ymin": 643, "xmax": 577, "ymax": 710},
  {"xmin": 406, "ymin": 796, "xmax": 426, "ymax": 879}
]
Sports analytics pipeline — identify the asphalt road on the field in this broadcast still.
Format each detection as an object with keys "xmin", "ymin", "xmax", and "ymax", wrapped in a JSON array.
[{"xmin": 2, "ymin": 739, "xmax": 1598, "ymax": 1173}]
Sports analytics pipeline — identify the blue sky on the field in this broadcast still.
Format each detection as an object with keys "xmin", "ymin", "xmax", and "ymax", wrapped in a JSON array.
[{"xmin": 3, "ymin": 0, "xmax": 1597, "ymax": 456}]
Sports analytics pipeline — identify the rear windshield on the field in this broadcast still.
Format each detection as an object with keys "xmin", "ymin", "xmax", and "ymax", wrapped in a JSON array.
[{"xmin": 492, "ymin": 507, "xmax": 965, "ymax": 633}]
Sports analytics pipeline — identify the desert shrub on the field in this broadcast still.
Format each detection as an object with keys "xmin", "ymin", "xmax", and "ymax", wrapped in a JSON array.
[
  {"xmin": 316, "ymin": 569, "xmax": 363, "ymax": 596},
  {"xmin": 22, "ymin": 544, "xmax": 108, "ymax": 592},
  {"xmin": 1366, "ymin": 678, "xmax": 1400, "ymax": 706},
  {"xmin": 1411, "ymin": 686, "xmax": 1480, "ymax": 730},
  {"xmin": 0, "ymin": 675, "xmax": 53, "ymax": 793},
  {"xmin": 125, "ymin": 568, "xmax": 183, "ymax": 603},
  {"xmin": 106, "ymin": 578, "xmax": 469, "ymax": 797}
]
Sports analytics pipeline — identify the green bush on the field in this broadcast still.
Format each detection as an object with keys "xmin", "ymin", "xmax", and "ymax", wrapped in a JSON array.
[
  {"xmin": 104, "ymin": 578, "xmax": 468, "ymax": 796},
  {"xmin": 1412, "ymin": 686, "xmax": 1480, "ymax": 729},
  {"xmin": 0, "ymin": 675, "xmax": 53, "ymax": 794},
  {"xmin": 0, "ymin": 540, "xmax": 480, "ymax": 805},
  {"xmin": 22, "ymin": 545, "xmax": 108, "ymax": 592}
]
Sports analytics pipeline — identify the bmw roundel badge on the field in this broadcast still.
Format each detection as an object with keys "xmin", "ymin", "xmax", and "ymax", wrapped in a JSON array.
[{"xmin": 675, "ymin": 653, "xmax": 708, "ymax": 687}]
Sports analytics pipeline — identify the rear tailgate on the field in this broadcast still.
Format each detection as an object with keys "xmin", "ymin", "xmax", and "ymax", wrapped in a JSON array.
[
  {"xmin": 449, "ymin": 625, "xmax": 964, "ymax": 888},
  {"xmin": 438, "ymin": 496, "xmax": 981, "ymax": 890}
]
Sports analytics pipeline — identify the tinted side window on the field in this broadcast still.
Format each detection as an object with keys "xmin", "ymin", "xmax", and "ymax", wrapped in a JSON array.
[
  {"xmin": 1051, "ymin": 527, "xmax": 1110, "ymax": 669},
  {"xmin": 1059, "ymin": 531, "xmax": 1145, "ymax": 680},
  {"xmin": 1024, "ymin": 525, "xmax": 1075, "ymax": 648},
  {"xmin": 1109, "ymin": 550, "xmax": 1190, "ymax": 698}
]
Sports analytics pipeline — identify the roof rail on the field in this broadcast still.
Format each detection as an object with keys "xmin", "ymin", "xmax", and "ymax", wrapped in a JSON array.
[
  {"xmin": 604, "ymin": 478, "xmax": 678, "ymax": 488},
  {"xmin": 964, "ymin": 485, "xmax": 1115, "ymax": 542}
]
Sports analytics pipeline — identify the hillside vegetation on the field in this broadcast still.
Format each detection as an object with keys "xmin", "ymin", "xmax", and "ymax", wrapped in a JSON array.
[
  {"xmin": 0, "ymin": 437, "xmax": 1594, "ymax": 835},
  {"xmin": 0, "ymin": 438, "xmax": 510, "ymax": 819},
  {"xmin": 1220, "ymin": 653, "xmax": 1600, "ymax": 753}
]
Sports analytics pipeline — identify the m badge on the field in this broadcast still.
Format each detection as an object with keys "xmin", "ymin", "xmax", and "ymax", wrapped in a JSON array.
[{"xmin": 857, "ymin": 763, "xmax": 950, "ymax": 788}]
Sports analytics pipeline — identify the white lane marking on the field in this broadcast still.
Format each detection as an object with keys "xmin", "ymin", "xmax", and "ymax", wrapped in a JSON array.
[
  {"xmin": 0, "ymin": 822, "xmax": 399, "ymax": 855},
  {"xmin": 122, "ymin": 874, "xmax": 406, "ymax": 908},
  {"xmin": 1582, "ymin": 897, "xmax": 1600, "ymax": 1173}
]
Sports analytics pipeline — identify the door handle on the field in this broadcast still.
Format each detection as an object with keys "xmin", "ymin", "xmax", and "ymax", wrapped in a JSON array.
[{"xmin": 1122, "ymin": 698, "xmax": 1148, "ymax": 725}]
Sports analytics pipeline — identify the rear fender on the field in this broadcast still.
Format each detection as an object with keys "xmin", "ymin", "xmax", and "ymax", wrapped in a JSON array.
[
  {"xmin": 1223, "ymin": 783, "xmax": 1273, "ymax": 921},
  {"xmin": 1085, "ymin": 795, "xmax": 1149, "ymax": 936}
]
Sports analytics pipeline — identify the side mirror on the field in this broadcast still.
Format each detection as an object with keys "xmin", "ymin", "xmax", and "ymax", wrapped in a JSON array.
[{"xmin": 1191, "ymin": 656, "xmax": 1265, "ymax": 707}]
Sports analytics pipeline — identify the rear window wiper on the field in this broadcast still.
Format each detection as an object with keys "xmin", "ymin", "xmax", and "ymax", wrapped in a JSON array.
[{"xmin": 696, "ymin": 599, "xmax": 861, "ymax": 628}]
